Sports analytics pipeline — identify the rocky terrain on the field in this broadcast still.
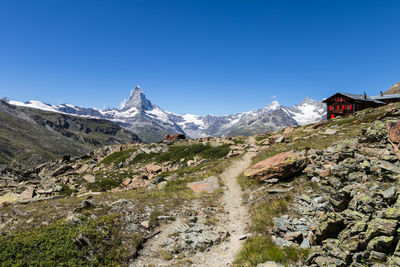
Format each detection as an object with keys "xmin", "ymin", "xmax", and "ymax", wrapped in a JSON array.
[
  {"xmin": 0, "ymin": 99, "xmax": 140, "ymax": 169},
  {"xmin": 237, "ymin": 102, "xmax": 400, "ymax": 266},
  {"xmin": 3, "ymin": 86, "xmax": 326, "ymax": 142},
  {"xmin": 1, "ymin": 101, "xmax": 400, "ymax": 266}
]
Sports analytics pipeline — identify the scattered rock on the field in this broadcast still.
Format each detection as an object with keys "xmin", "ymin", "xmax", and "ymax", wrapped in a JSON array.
[
  {"xmin": 0, "ymin": 192, "xmax": 21, "ymax": 204},
  {"xmin": 74, "ymin": 200, "xmax": 97, "ymax": 212},
  {"xmin": 364, "ymin": 218, "xmax": 397, "ymax": 242},
  {"xmin": 73, "ymin": 233, "xmax": 91, "ymax": 248},
  {"xmin": 83, "ymin": 174, "xmax": 96, "ymax": 183},
  {"xmin": 146, "ymin": 164, "xmax": 162, "ymax": 173},
  {"xmin": 20, "ymin": 187, "xmax": 35, "ymax": 199},
  {"xmin": 367, "ymin": 236, "xmax": 394, "ymax": 253},
  {"xmin": 187, "ymin": 176, "xmax": 219, "ymax": 194},
  {"xmin": 267, "ymin": 188, "xmax": 291, "ymax": 194},
  {"xmin": 324, "ymin": 129, "xmax": 338, "ymax": 135},
  {"xmin": 387, "ymin": 121, "xmax": 400, "ymax": 144},
  {"xmin": 314, "ymin": 212, "xmax": 345, "ymax": 244},
  {"xmin": 284, "ymin": 231, "xmax": 303, "ymax": 242},
  {"xmin": 257, "ymin": 261, "xmax": 284, "ymax": 267},
  {"xmin": 165, "ymin": 134, "xmax": 186, "ymax": 143},
  {"xmin": 140, "ymin": 220, "xmax": 150, "ymax": 229},
  {"xmin": 122, "ymin": 178, "xmax": 132, "ymax": 186}
]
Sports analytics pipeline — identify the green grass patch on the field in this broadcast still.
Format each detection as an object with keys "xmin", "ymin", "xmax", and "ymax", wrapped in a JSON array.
[
  {"xmin": 235, "ymin": 236, "xmax": 309, "ymax": 266},
  {"xmin": 130, "ymin": 143, "xmax": 231, "ymax": 165},
  {"xmin": 255, "ymin": 135, "xmax": 269, "ymax": 142},
  {"xmin": 0, "ymin": 214, "xmax": 136, "ymax": 266},
  {"xmin": 100, "ymin": 148, "xmax": 137, "ymax": 166},
  {"xmin": 159, "ymin": 249, "xmax": 173, "ymax": 261},
  {"xmin": 59, "ymin": 184, "xmax": 75, "ymax": 196},
  {"xmin": 250, "ymin": 196, "xmax": 292, "ymax": 234},
  {"xmin": 87, "ymin": 177, "xmax": 122, "ymax": 191},
  {"xmin": 86, "ymin": 170, "xmax": 136, "ymax": 191},
  {"xmin": 237, "ymin": 172, "xmax": 260, "ymax": 190}
]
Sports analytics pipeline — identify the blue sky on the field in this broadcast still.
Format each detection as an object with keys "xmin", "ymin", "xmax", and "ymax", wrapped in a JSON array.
[{"xmin": 0, "ymin": 0, "xmax": 400, "ymax": 115}]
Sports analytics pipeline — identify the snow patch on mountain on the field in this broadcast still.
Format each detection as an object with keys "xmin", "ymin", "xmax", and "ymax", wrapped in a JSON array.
[
  {"xmin": 8, "ymin": 100, "xmax": 60, "ymax": 113},
  {"xmin": 264, "ymin": 100, "xmax": 281, "ymax": 111},
  {"xmin": 282, "ymin": 97, "xmax": 326, "ymax": 125}
]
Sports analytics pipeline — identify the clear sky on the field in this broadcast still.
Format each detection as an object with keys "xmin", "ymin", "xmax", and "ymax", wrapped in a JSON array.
[{"xmin": 0, "ymin": 0, "xmax": 400, "ymax": 115}]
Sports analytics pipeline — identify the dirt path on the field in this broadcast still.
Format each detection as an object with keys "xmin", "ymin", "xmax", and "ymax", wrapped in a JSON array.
[
  {"xmin": 132, "ymin": 138, "xmax": 257, "ymax": 266},
  {"xmin": 192, "ymin": 148, "xmax": 256, "ymax": 266}
]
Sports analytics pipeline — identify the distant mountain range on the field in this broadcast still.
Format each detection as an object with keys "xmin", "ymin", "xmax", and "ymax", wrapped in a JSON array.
[{"xmin": 3, "ymin": 86, "xmax": 326, "ymax": 143}]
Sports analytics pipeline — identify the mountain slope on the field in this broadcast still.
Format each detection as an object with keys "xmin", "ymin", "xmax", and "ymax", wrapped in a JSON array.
[
  {"xmin": 0, "ymin": 100, "xmax": 140, "ymax": 168},
  {"xmin": 385, "ymin": 81, "xmax": 400, "ymax": 95}
]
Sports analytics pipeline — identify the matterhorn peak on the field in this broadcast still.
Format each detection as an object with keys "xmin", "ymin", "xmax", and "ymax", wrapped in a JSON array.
[
  {"xmin": 122, "ymin": 86, "xmax": 153, "ymax": 111},
  {"xmin": 132, "ymin": 85, "xmax": 143, "ymax": 94},
  {"xmin": 265, "ymin": 100, "xmax": 281, "ymax": 110}
]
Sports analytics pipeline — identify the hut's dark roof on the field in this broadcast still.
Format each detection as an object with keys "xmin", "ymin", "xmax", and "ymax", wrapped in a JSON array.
[
  {"xmin": 372, "ymin": 94, "xmax": 400, "ymax": 100},
  {"xmin": 323, "ymin": 92, "xmax": 387, "ymax": 104}
]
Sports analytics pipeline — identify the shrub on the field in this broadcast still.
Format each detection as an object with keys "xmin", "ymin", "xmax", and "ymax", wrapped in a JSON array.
[
  {"xmin": 100, "ymin": 148, "xmax": 137, "ymax": 166},
  {"xmin": 0, "ymin": 215, "xmax": 133, "ymax": 266},
  {"xmin": 86, "ymin": 177, "xmax": 122, "ymax": 192}
]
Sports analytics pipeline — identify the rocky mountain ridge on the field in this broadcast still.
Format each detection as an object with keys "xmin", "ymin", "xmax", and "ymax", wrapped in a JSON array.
[
  {"xmin": 3, "ymin": 86, "xmax": 326, "ymax": 142},
  {"xmin": 385, "ymin": 81, "xmax": 400, "ymax": 95}
]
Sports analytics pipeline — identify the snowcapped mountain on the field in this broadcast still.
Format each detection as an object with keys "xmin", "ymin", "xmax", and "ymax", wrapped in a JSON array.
[
  {"xmin": 167, "ymin": 98, "xmax": 326, "ymax": 138},
  {"xmin": 282, "ymin": 97, "xmax": 326, "ymax": 125},
  {"xmin": 3, "ymin": 87, "xmax": 326, "ymax": 142}
]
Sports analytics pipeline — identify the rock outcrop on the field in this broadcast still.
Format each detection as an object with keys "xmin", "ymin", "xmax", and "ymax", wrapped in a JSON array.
[{"xmin": 244, "ymin": 151, "xmax": 307, "ymax": 181}]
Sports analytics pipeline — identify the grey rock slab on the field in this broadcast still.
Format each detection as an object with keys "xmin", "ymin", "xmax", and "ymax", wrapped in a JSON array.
[
  {"xmin": 257, "ymin": 262, "xmax": 284, "ymax": 267},
  {"xmin": 187, "ymin": 176, "xmax": 219, "ymax": 194},
  {"xmin": 83, "ymin": 174, "xmax": 96, "ymax": 183},
  {"xmin": 324, "ymin": 129, "xmax": 338, "ymax": 135}
]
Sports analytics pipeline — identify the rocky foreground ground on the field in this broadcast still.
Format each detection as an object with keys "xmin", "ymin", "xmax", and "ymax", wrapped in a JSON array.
[{"xmin": 1, "ymin": 103, "xmax": 400, "ymax": 266}]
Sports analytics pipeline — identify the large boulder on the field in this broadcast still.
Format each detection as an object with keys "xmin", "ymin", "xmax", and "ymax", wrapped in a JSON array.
[
  {"xmin": 244, "ymin": 151, "xmax": 307, "ymax": 181},
  {"xmin": 359, "ymin": 121, "xmax": 387, "ymax": 143},
  {"xmin": 364, "ymin": 218, "xmax": 397, "ymax": 243},
  {"xmin": 367, "ymin": 236, "xmax": 394, "ymax": 253},
  {"xmin": 146, "ymin": 164, "xmax": 162, "ymax": 173},
  {"xmin": 387, "ymin": 121, "xmax": 400, "ymax": 144}
]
